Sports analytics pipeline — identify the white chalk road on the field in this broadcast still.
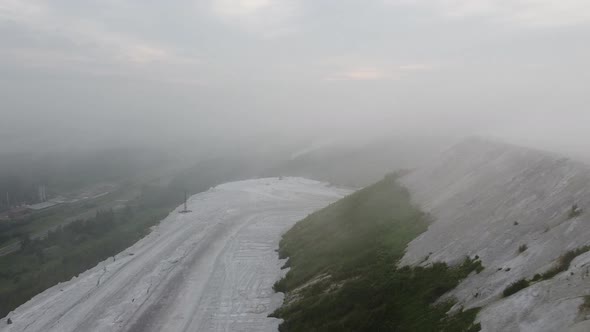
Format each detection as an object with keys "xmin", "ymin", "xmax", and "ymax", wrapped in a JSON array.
[{"xmin": 1, "ymin": 178, "xmax": 349, "ymax": 332}]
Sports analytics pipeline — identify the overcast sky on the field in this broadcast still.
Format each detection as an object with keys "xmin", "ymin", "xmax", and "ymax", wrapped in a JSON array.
[{"xmin": 1, "ymin": 0, "xmax": 589, "ymax": 153}]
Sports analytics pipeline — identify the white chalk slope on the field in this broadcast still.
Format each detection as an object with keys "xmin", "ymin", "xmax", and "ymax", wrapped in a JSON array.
[
  {"xmin": 400, "ymin": 138, "xmax": 590, "ymax": 332},
  {"xmin": 0, "ymin": 177, "xmax": 349, "ymax": 332}
]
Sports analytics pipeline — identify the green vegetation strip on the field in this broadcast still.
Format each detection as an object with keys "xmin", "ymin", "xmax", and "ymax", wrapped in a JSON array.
[
  {"xmin": 272, "ymin": 174, "xmax": 482, "ymax": 332},
  {"xmin": 504, "ymin": 245, "xmax": 590, "ymax": 298}
]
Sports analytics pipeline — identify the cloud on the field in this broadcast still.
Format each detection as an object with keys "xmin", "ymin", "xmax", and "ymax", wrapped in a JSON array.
[
  {"xmin": 0, "ymin": 0, "xmax": 207, "ymax": 90},
  {"xmin": 398, "ymin": 64, "xmax": 433, "ymax": 71},
  {"xmin": 0, "ymin": 0, "xmax": 45, "ymax": 24},
  {"xmin": 386, "ymin": 0, "xmax": 590, "ymax": 27},
  {"xmin": 210, "ymin": 0, "xmax": 300, "ymax": 38},
  {"xmin": 325, "ymin": 64, "xmax": 433, "ymax": 81},
  {"xmin": 212, "ymin": 0, "xmax": 274, "ymax": 17},
  {"xmin": 119, "ymin": 45, "xmax": 171, "ymax": 65},
  {"xmin": 0, "ymin": 0, "xmax": 196, "ymax": 70},
  {"xmin": 326, "ymin": 67, "xmax": 387, "ymax": 81}
]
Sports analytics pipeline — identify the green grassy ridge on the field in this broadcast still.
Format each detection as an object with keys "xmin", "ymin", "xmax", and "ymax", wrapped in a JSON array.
[{"xmin": 272, "ymin": 174, "xmax": 482, "ymax": 332}]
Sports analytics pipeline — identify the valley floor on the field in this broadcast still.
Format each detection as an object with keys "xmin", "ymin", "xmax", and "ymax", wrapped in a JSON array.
[{"xmin": 0, "ymin": 178, "xmax": 349, "ymax": 332}]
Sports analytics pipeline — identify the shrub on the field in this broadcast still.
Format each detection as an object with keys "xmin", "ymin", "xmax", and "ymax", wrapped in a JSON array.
[
  {"xmin": 467, "ymin": 322, "xmax": 482, "ymax": 332},
  {"xmin": 475, "ymin": 264, "xmax": 485, "ymax": 274},
  {"xmin": 503, "ymin": 279, "xmax": 530, "ymax": 297},
  {"xmin": 541, "ymin": 245, "xmax": 590, "ymax": 280},
  {"xmin": 568, "ymin": 204, "xmax": 582, "ymax": 219},
  {"xmin": 273, "ymin": 279, "xmax": 287, "ymax": 293}
]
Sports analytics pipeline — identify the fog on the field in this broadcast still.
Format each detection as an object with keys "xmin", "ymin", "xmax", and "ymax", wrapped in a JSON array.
[
  {"xmin": 4, "ymin": 2, "xmax": 590, "ymax": 329},
  {"xmin": 1, "ymin": 0, "xmax": 590, "ymax": 157}
]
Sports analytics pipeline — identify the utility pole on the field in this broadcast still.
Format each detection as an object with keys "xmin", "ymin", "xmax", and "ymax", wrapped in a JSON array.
[{"xmin": 179, "ymin": 190, "xmax": 192, "ymax": 214}]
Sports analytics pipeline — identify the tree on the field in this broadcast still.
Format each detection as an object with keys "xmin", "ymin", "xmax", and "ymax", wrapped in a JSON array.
[{"xmin": 19, "ymin": 234, "xmax": 31, "ymax": 251}]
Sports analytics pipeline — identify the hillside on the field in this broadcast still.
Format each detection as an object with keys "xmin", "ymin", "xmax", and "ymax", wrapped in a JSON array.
[
  {"xmin": 265, "ymin": 137, "xmax": 449, "ymax": 187},
  {"xmin": 400, "ymin": 137, "xmax": 590, "ymax": 331},
  {"xmin": 272, "ymin": 174, "xmax": 483, "ymax": 332}
]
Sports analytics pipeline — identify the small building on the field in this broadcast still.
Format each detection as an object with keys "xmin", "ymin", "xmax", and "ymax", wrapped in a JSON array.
[{"xmin": 26, "ymin": 201, "xmax": 59, "ymax": 211}]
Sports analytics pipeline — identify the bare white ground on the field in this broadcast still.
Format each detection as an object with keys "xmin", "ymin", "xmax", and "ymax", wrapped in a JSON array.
[
  {"xmin": 0, "ymin": 177, "xmax": 350, "ymax": 332},
  {"xmin": 400, "ymin": 138, "xmax": 590, "ymax": 331}
]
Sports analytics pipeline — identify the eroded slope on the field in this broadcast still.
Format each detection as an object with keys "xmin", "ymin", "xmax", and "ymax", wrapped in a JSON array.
[{"xmin": 400, "ymin": 137, "xmax": 590, "ymax": 331}]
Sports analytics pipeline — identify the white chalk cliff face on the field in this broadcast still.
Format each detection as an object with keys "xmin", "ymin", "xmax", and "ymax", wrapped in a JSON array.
[{"xmin": 400, "ymin": 137, "xmax": 590, "ymax": 332}]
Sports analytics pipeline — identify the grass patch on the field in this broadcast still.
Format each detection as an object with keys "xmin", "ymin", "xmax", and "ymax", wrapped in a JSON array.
[
  {"xmin": 568, "ymin": 204, "xmax": 583, "ymax": 219},
  {"xmin": 540, "ymin": 245, "xmax": 590, "ymax": 280},
  {"xmin": 502, "ymin": 279, "xmax": 530, "ymax": 297},
  {"xmin": 502, "ymin": 245, "xmax": 590, "ymax": 300},
  {"xmin": 272, "ymin": 174, "xmax": 482, "ymax": 332}
]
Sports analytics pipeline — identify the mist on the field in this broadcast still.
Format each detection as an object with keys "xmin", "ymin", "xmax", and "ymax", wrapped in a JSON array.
[
  {"xmin": 5, "ymin": 2, "xmax": 590, "ymax": 331},
  {"xmin": 1, "ymin": 0, "xmax": 589, "ymax": 157}
]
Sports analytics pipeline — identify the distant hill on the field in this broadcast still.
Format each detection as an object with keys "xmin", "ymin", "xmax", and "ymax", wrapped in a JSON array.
[
  {"xmin": 266, "ymin": 137, "xmax": 449, "ymax": 187},
  {"xmin": 168, "ymin": 136, "xmax": 450, "ymax": 195}
]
